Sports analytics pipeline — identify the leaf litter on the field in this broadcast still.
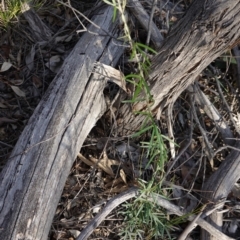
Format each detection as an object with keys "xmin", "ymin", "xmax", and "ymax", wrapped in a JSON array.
[{"xmin": 0, "ymin": 1, "xmax": 240, "ymax": 240}]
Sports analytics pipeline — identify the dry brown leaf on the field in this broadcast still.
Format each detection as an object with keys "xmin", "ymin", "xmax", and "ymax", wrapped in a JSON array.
[
  {"xmin": 45, "ymin": 55, "xmax": 62, "ymax": 73},
  {"xmin": 181, "ymin": 165, "xmax": 192, "ymax": 181},
  {"xmin": 9, "ymin": 79, "xmax": 24, "ymax": 86},
  {"xmin": 0, "ymin": 62, "xmax": 12, "ymax": 72},
  {"xmin": 120, "ymin": 169, "xmax": 127, "ymax": 184},
  {"xmin": 78, "ymin": 153, "xmax": 119, "ymax": 177},
  {"xmin": 0, "ymin": 102, "xmax": 8, "ymax": 108},
  {"xmin": 10, "ymin": 85, "xmax": 26, "ymax": 97},
  {"xmin": 0, "ymin": 44, "xmax": 10, "ymax": 59},
  {"xmin": 94, "ymin": 63, "xmax": 127, "ymax": 92},
  {"xmin": 25, "ymin": 45, "xmax": 35, "ymax": 71},
  {"xmin": 32, "ymin": 75, "xmax": 43, "ymax": 88},
  {"xmin": 103, "ymin": 184, "xmax": 128, "ymax": 194},
  {"xmin": 17, "ymin": 48, "xmax": 22, "ymax": 67},
  {"xmin": 89, "ymin": 151, "xmax": 119, "ymax": 177},
  {"xmin": 69, "ymin": 230, "xmax": 80, "ymax": 238},
  {"xmin": 104, "ymin": 177, "xmax": 124, "ymax": 188},
  {"xmin": 77, "ymin": 153, "xmax": 94, "ymax": 167}
]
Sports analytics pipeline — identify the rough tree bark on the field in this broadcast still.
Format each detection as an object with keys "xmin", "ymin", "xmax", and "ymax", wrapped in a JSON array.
[
  {"xmin": 118, "ymin": 1, "xmax": 240, "ymax": 239},
  {"xmin": 118, "ymin": 0, "xmax": 240, "ymax": 135}
]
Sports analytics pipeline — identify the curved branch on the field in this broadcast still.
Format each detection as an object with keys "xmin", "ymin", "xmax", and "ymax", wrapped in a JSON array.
[{"xmin": 77, "ymin": 187, "xmax": 234, "ymax": 240}]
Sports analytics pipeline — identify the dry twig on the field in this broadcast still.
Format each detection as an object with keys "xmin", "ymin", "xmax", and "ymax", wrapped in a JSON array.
[{"xmin": 77, "ymin": 187, "xmax": 234, "ymax": 240}]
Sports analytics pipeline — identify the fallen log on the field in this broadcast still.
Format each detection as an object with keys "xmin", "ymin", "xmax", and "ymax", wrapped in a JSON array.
[{"xmin": 0, "ymin": 5, "xmax": 125, "ymax": 240}]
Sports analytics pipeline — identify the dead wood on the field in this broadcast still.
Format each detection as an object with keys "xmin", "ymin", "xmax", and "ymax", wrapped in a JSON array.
[
  {"xmin": 0, "ymin": 5, "xmax": 125, "ymax": 240},
  {"xmin": 188, "ymin": 84, "xmax": 234, "ymax": 146},
  {"xmin": 117, "ymin": 0, "xmax": 240, "ymax": 136},
  {"xmin": 21, "ymin": 2, "xmax": 53, "ymax": 42},
  {"xmin": 118, "ymin": 1, "xmax": 240, "ymax": 239}
]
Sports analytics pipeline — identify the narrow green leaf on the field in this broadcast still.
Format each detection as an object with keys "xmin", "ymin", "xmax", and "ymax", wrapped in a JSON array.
[
  {"xmin": 135, "ymin": 42, "xmax": 157, "ymax": 54},
  {"xmin": 131, "ymin": 125, "xmax": 153, "ymax": 137}
]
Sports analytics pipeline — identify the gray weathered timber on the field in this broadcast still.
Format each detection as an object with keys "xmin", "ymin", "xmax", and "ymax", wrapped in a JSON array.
[
  {"xmin": 0, "ymin": 6, "xmax": 124, "ymax": 240},
  {"xmin": 21, "ymin": 2, "xmax": 53, "ymax": 41},
  {"xmin": 201, "ymin": 142, "xmax": 240, "ymax": 240}
]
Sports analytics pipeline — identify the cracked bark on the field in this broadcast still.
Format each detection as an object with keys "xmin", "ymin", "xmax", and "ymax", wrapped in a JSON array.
[
  {"xmin": 0, "ymin": 5, "xmax": 125, "ymax": 240},
  {"xmin": 118, "ymin": 0, "xmax": 240, "ymax": 136},
  {"xmin": 118, "ymin": 1, "xmax": 240, "ymax": 239}
]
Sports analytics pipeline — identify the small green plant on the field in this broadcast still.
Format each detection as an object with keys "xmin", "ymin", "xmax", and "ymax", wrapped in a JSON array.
[
  {"xmin": 0, "ymin": 0, "xmax": 29, "ymax": 28},
  {"xmin": 0, "ymin": 0, "xmax": 46, "ymax": 29},
  {"xmin": 119, "ymin": 197, "xmax": 173, "ymax": 240},
  {"xmin": 102, "ymin": 0, "xmax": 175, "ymax": 239}
]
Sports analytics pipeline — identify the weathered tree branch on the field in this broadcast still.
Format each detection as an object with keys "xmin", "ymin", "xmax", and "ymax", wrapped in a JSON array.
[
  {"xmin": 118, "ymin": 0, "xmax": 240, "ymax": 135},
  {"xmin": 0, "ymin": 5, "xmax": 125, "ymax": 240}
]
